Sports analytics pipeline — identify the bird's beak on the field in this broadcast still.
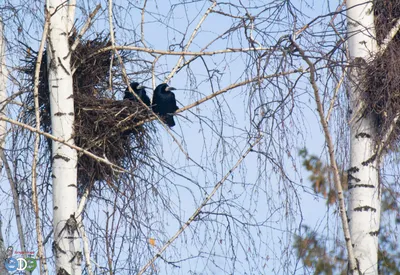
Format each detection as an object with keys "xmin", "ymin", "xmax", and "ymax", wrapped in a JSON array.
[
  {"xmin": 165, "ymin": 86, "xmax": 177, "ymax": 91},
  {"xmin": 139, "ymin": 85, "xmax": 152, "ymax": 90}
]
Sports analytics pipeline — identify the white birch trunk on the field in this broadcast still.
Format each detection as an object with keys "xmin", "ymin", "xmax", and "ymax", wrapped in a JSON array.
[
  {"xmin": 346, "ymin": 1, "xmax": 380, "ymax": 274},
  {"xmin": 46, "ymin": 1, "xmax": 81, "ymax": 274}
]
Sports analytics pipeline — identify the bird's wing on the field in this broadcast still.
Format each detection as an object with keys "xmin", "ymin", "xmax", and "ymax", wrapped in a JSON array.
[
  {"xmin": 152, "ymin": 93, "xmax": 160, "ymax": 111},
  {"xmin": 124, "ymin": 91, "xmax": 133, "ymax": 100},
  {"xmin": 171, "ymin": 93, "xmax": 179, "ymax": 111},
  {"xmin": 144, "ymin": 94, "xmax": 151, "ymax": 106}
]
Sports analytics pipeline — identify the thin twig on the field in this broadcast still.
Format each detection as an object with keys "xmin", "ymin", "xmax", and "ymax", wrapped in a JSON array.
[
  {"xmin": 137, "ymin": 135, "xmax": 263, "ymax": 275},
  {"xmin": 70, "ymin": 5, "xmax": 101, "ymax": 53},
  {"xmin": 290, "ymin": 37, "xmax": 357, "ymax": 271},
  {"xmin": 175, "ymin": 25, "xmax": 242, "ymax": 74},
  {"xmin": 140, "ymin": 0, "xmax": 153, "ymax": 53},
  {"xmin": 326, "ymin": 70, "xmax": 345, "ymax": 122},
  {"xmin": 165, "ymin": 1, "xmax": 216, "ymax": 82}
]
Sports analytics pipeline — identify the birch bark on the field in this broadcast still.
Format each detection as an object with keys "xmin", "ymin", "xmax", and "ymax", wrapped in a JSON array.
[
  {"xmin": 346, "ymin": 1, "xmax": 380, "ymax": 274},
  {"xmin": 46, "ymin": 1, "xmax": 81, "ymax": 274}
]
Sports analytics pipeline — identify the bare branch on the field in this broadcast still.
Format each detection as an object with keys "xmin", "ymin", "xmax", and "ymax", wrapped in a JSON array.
[
  {"xmin": 32, "ymin": 8, "xmax": 50, "ymax": 275},
  {"xmin": 126, "ymin": 69, "xmax": 303, "ymax": 129},
  {"xmin": 380, "ymin": 18, "xmax": 400, "ymax": 52},
  {"xmin": 91, "ymin": 45, "xmax": 273, "ymax": 57},
  {"xmin": 326, "ymin": 70, "xmax": 345, "ymax": 122},
  {"xmin": 67, "ymin": 0, "xmax": 76, "ymax": 32},
  {"xmin": 0, "ymin": 116, "xmax": 128, "ymax": 175},
  {"xmin": 1, "ymin": 153, "xmax": 26, "ymax": 255},
  {"xmin": 290, "ymin": 36, "xmax": 357, "ymax": 271},
  {"xmin": 138, "ymin": 135, "xmax": 263, "ymax": 275},
  {"xmin": 70, "ymin": 5, "xmax": 101, "ymax": 53},
  {"xmin": 165, "ymin": 1, "xmax": 217, "ymax": 82},
  {"xmin": 77, "ymin": 216, "xmax": 93, "ymax": 275}
]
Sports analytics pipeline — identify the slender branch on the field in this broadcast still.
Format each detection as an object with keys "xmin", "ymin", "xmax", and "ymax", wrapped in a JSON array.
[
  {"xmin": 290, "ymin": 37, "xmax": 357, "ymax": 271},
  {"xmin": 105, "ymin": 210, "xmax": 114, "ymax": 273},
  {"xmin": 175, "ymin": 24, "xmax": 242, "ymax": 74},
  {"xmin": 137, "ymin": 135, "xmax": 263, "ymax": 275},
  {"xmin": 0, "ymin": 217, "xmax": 7, "ymax": 274},
  {"xmin": 70, "ymin": 5, "xmax": 101, "ymax": 53},
  {"xmin": 152, "ymin": 55, "xmax": 161, "ymax": 89},
  {"xmin": 67, "ymin": 0, "xmax": 76, "ymax": 32},
  {"xmin": 126, "ymin": 69, "xmax": 303, "ymax": 129},
  {"xmin": 380, "ymin": 17, "xmax": 400, "ymax": 52},
  {"xmin": 140, "ymin": 0, "xmax": 150, "ymax": 49},
  {"xmin": 375, "ymin": 113, "xmax": 400, "ymax": 163},
  {"xmin": 1, "ymin": 152, "xmax": 26, "ymax": 257},
  {"xmin": 0, "ymin": 116, "xmax": 128, "ymax": 174},
  {"xmin": 76, "ymin": 186, "xmax": 90, "ymax": 217},
  {"xmin": 165, "ymin": 1, "xmax": 216, "ymax": 82},
  {"xmin": 91, "ymin": 45, "xmax": 272, "ymax": 57},
  {"xmin": 77, "ymin": 216, "xmax": 93, "ymax": 275},
  {"xmin": 32, "ymin": 8, "xmax": 50, "ymax": 275},
  {"xmin": 177, "ymin": 70, "xmax": 302, "ymax": 114},
  {"xmin": 0, "ymin": 17, "xmax": 6, "ymax": 171},
  {"xmin": 139, "ymin": 0, "xmax": 157, "ymax": 71},
  {"xmin": 326, "ymin": 70, "xmax": 345, "ymax": 122}
]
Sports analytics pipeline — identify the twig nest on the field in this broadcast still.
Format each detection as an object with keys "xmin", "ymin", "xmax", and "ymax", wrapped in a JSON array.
[{"xmin": 20, "ymin": 34, "xmax": 153, "ymax": 195}]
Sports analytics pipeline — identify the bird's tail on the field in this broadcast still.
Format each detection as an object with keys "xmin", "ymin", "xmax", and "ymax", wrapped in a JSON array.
[{"xmin": 164, "ymin": 115, "xmax": 175, "ymax": 127}]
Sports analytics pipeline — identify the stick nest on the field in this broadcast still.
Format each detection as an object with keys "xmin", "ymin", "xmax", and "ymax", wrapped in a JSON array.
[
  {"xmin": 358, "ymin": 0, "xmax": 400, "ymax": 149},
  {"xmin": 20, "ymin": 34, "xmax": 153, "ymax": 195}
]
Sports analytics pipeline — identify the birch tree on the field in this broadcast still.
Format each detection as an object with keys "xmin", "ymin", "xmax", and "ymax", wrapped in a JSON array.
[
  {"xmin": 46, "ymin": 0, "xmax": 80, "ymax": 274},
  {"xmin": 347, "ymin": 1, "xmax": 391, "ymax": 273}
]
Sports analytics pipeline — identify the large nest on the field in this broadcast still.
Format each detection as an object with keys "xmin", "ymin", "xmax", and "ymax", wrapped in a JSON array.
[
  {"xmin": 358, "ymin": 0, "xmax": 400, "ymax": 149},
  {"xmin": 20, "ymin": 34, "xmax": 153, "ymax": 195}
]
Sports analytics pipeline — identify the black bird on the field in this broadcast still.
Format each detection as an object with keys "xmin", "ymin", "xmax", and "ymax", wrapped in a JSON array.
[
  {"xmin": 152, "ymin": 83, "xmax": 178, "ymax": 127},
  {"xmin": 124, "ymin": 82, "xmax": 151, "ymax": 106}
]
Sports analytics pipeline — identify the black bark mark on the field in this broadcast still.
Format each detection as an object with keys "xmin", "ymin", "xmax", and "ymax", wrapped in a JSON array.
[
  {"xmin": 361, "ymin": 153, "xmax": 377, "ymax": 166},
  {"xmin": 354, "ymin": 205, "xmax": 376, "ymax": 212},
  {"xmin": 369, "ymin": 230, "xmax": 379, "ymax": 236},
  {"xmin": 54, "ymin": 154, "xmax": 70, "ymax": 162},
  {"xmin": 348, "ymin": 166, "xmax": 359, "ymax": 173},
  {"xmin": 54, "ymin": 112, "xmax": 66, "ymax": 116},
  {"xmin": 348, "ymin": 183, "xmax": 374, "ymax": 190},
  {"xmin": 348, "ymin": 174, "xmax": 361, "ymax": 183},
  {"xmin": 355, "ymin": 132, "xmax": 371, "ymax": 138}
]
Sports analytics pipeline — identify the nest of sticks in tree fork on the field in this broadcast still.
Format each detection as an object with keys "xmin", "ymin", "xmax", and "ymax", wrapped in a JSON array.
[
  {"xmin": 21, "ymin": 33, "xmax": 154, "ymax": 195},
  {"xmin": 357, "ymin": 0, "xmax": 400, "ymax": 150}
]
